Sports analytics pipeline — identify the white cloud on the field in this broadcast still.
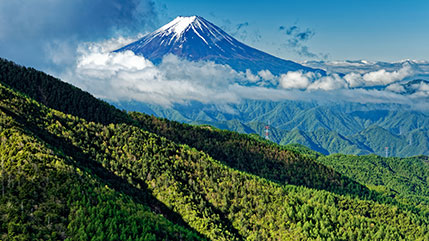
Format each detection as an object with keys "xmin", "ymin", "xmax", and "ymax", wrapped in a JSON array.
[
  {"xmin": 411, "ymin": 82, "xmax": 429, "ymax": 98},
  {"xmin": 279, "ymin": 71, "xmax": 318, "ymax": 89},
  {"xmin": 279, "ymin": 71, "xmax": 347, "ymax": 91},
  {"xmin": 245, "ymin": 69, "xmax": 260, "ymax": 82},
  {"xmin": 61, "ymin": 37, "xmax": 429, "ymax": 111},
  {"xmin": 362, "ymin": 65, "xmax": 413, "ymax": 85},
  {"xmin": 63, "ymin": 38, "xmax": 253, "ymax": 106},
  {"xmin": 419, "ymin": 83, "xmax": 429, "ymax": 91},
  {"xmin": 343, "ymin": 65, "xmax": 413, "ymax": 88},
  {"xmin": 258, "ymin": 69, "xmax": 275, "ymax": 81},
  {"xmin": 308, "ymin": 74, "xmax": 347, "ymax": 90},
  {"xmin": 343, "ymin": 72, "xmax": 364, "ymax": 88}
]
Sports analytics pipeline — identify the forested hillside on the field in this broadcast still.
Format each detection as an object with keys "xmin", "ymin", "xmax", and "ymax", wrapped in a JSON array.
[
  {"xmin": 118, "ymin": 99, "xmax": 429, "ymax": 157},
  {"xmin": 0, "ymin": 85, "xmax": 203, "ymax": 240},
  {"xmin": 1, "ymin": 58, "xmax": 428, "ymax": 240},
  {"xmin": 318, "ymin": 154, "xmax": 429, "ymax": 205},
  {"xmin": 129, "ymin": 112, "xmax": 371, "ymax": 198},
  {"xmin": 0, "ymin": 58, "xmax": 132, "ymax": 125}
]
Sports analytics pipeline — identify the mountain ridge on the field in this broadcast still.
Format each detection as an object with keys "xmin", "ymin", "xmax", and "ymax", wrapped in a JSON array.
[
  {"xmin": 1, "ymin": 57, "xmax": 428, "ymax": 240},
  {"xmin": 115, "ymin": 16, "xmax": 323, "ymax": 75},
  {"xmin": 115, "ymin": 99, "xmax": 429, "ymax": 157}
]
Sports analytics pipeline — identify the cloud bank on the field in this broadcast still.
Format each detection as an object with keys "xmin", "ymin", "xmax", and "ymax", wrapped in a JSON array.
[
  {"xmin": 64, "ymin": 38, "xmax": 251, "ymax": 106},
  {"xmin": 278, "ymin": 65, "xmax": 414, "ymax": 90},
  {"xmin": 61, "ymin": 38, "xmax": 429, "ymax": 111}
]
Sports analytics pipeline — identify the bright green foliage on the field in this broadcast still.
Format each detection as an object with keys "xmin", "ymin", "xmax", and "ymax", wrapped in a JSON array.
[
  {"xmin": 318, "ymin": 154, "xmax": 429, "ymax": 205},
  {"xmin": 0, "ymin": 89, "xmax": 204, "ymax": 240},
  {"xmin": 129, "ymin": 112, "xmax": 371, "ymax": 198},
  {"xmin": 0, "ymin": 58, "xmax": 428, "ymax": 240}
]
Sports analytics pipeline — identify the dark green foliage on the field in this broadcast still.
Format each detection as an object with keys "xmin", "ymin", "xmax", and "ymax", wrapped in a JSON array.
[
  {"xmin": 1, "ymin": 58, "xmax": 429, "ymax": 240},
  {"xmin": 129, "ymin": 112, "xmax": 374, "ymax": 198},
  {"xmin": 283, "ymin": 143, "xmax": 323, "ymax": 160},
  {"xmin": 1, "ymin": 83, "xmax": 428, "ymax": 240},
  {"xmin": 0, "ymin": 58, "xmax": 132, "ymax": 125}
]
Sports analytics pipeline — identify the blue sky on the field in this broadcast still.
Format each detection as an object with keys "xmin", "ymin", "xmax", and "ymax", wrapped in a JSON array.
[
  {"xmin": 1, "ymin": 0, "xmax": 427, "ymax": 109},
  {"xmin": 0, "ymin": 0, "xmax": 428, "ymax": 71},
  {"xmin": 154, "ymin": 0, "xmax": 429, "ymax": 62}
]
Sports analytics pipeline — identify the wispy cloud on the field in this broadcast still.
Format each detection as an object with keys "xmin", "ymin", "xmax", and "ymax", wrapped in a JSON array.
[
  {"xmin": 218, "ymin": 18, "xmax": 262, "ymax": 45},
  {"xmin": 278, "ymin": 24, "xmax": 327, "ymax": 59}
]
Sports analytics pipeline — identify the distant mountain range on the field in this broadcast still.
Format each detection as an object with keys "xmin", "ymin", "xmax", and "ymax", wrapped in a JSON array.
[
  {"xmin": 1, "ymin": 57, "xmax": 428, "ymax": 240},
  {"xmin": 111, "ymin": 16, "xmax": 429, "ymax": 157},
  {"xmin": 116, "ymin": 99, "xmax": 429, "ymax": 157},
  {"xmin": 115, "ymin": 16, "xmax": 323, "ymax": 75}
]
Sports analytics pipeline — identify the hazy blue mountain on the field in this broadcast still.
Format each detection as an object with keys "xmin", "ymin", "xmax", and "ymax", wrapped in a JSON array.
[
  {"xmin": 350, "ymin": 125, "xmax": 427, "ymax": 157},
  {"xmin": 113, "ymin": 99, "xmax": 429, "ymax": 157},
  {"xmin": 280, "ymin": 128, "xmax": 371, "ymax": 155}
]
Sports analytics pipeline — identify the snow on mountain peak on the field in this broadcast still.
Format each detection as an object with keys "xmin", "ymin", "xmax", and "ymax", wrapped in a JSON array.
[
  {"xmin": 115, "ymin": 15, "xmax": 322, "ymax": 75},
  {"xmin": 159, "ymin": 16, "xmax": 198, "ymax": 36},
  {"xmin": 150, "ymin": 15, "xmax": 231, "ymax": 45}
]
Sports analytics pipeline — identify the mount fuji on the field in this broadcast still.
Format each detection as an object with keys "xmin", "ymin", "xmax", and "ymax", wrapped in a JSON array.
[{"xmin": 115, "ymin": 16, "xmax": 323, "ymax": 75}]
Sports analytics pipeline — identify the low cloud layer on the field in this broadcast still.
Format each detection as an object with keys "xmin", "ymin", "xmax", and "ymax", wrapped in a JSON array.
[
  {"xmin": 61, "ymin": 38, "xmax": 429, "ymax": 111},
  {"xmin": 64, "ymin": 38, "xmax": 252, "ymax": 106},
  {"xmin": 279, "ymin": 65, "xmax": 414, "ymax": 90}
]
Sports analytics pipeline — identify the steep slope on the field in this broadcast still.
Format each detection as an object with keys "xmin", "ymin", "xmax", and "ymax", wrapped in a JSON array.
[
  {"xmin": 115, "ymin": 16, "xmax": 321, "ymax": 75},
  {"xmin": 1, "ymin": 81, "xmax": 428, "ymax": 240},
  {"xmin": 0, "ymin": 58, "xmax": 132, "ymax": 126},
  {"xmin": 1, "ymin": 58, "xmax": 429, "ymax": 240},
  {"xmin": 0, "ymin": 57, "xmax": 370, "ymax": 199},
  {"xmin": 0, "ymin": 86, "xmax": 203, "ymax": 240},
  {"xmin": 129, "ymin": 112, "xmax": 368, "ymax": 197}
]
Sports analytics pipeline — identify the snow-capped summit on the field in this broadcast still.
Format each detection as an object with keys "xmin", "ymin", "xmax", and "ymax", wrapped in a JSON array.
[
  {"xmin": 115, "ymin": 16, "xmax": 322, "ymax": 75},
  {"xmin": 160, "ymin": 16, "xmax": 199, "ymax": 37},
  {"xmin": 144, "ymin": 15, "xmax": 237, "ymax": 47}
]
